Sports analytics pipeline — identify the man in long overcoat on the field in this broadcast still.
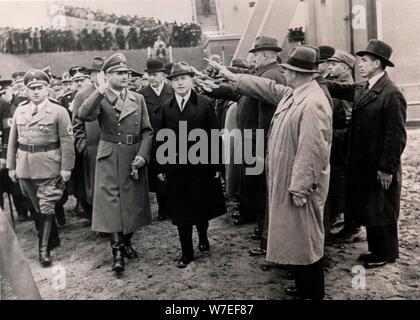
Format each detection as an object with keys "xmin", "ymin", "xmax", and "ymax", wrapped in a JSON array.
[
  {"xmin": 204, "ymin": 36, "xmax": 286, "ymax": 253},
  {"xmin": 156, "ymin": 62, "xmax": 226, "ymax": 268},
  {"xmin": 139, "ymin": 59, "xmax": 174, "ymax": 221},
  {"xmin": 78, "ymin": 53, "xmax": 153, "ymax": 274},
  {"xmin": 323, "ymin": 40, "xmax": 407, "ymax": 268},
  {"xmin": 323, "ymin": 50, "xmax": 358, "ymax": 238},
  {"xmin": 210, "ymin": 46, "xmax": 332, "ymax": 299},
  {"xmin": 72, "ymin": 57, "xmax": 104, "ymax": 222}
]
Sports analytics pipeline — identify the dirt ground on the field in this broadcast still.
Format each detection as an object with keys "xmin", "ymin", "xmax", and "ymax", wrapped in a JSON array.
[{"xmin": 2, "ymin": 130, "xmax": 419, "ymax": 300}]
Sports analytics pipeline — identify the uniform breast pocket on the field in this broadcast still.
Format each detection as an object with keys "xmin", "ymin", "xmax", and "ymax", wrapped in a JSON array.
[
  {"xmin": 16, "ymin": 118, "xmax": 27, "ymax": 135},
  {"xmin": 38, "ymin": 119, "xmax": 55, "ymax": 135}
]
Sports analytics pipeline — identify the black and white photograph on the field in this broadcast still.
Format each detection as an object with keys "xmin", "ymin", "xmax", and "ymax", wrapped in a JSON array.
[{"xmin": 0, "ymin": 0, "xmax": 418, "ymax": 307}]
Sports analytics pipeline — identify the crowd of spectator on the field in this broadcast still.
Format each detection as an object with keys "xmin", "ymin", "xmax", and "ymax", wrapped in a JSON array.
[{"xmin": 0, "ymin": 6, "xmax": 202, "ymax": 54}]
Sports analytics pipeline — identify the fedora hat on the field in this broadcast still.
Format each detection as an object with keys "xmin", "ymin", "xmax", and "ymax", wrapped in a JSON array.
[
  {"xmin": 281, "ymin": 46, "xmax": 319, "ymax": 73},
  {"xmin": 88, "ymin": 56, "xmax": 106, "ymax": 72},
  {"xmin": 144, "ymin": 59, "xmax": 167, "ymax": 74},
  {"xmin": 249, "ymin": 36, "xmax": 282, "ymax": 53},
  {"xmin": 167, "ymin": 62, "xmax": 195, "ymax": 80},
  {"xmin": 356, "ymin": 39, "xmax": 394, "ymax": 67}
]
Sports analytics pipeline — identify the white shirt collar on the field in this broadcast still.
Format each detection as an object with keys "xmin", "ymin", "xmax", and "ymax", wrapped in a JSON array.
[
  {"xmin": 368, "ymin": 71, "xmax": 385, "ymax": 90},
  {"xmin": 151, "ymin": 81, "xmax": 165, "ymax": 96},
  {"xmin": 175, "ymin": 90, "xmax": 192, "ymax": 111}
]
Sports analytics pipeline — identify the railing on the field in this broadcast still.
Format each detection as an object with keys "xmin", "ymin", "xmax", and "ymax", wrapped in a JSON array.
[{"xmin": 398, "ymin": 83, "xmax": 420, "ymax": 122}]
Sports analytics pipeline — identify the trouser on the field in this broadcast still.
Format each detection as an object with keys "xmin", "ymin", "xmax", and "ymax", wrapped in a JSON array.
[
  {"xmin": 19, "ymin": 177, "xmax": 64, "ymax": 215},
  {"xmin": 324, "ymin": 166, "xmax": 347, "ymax": 234},
  {"xmin": 177, "ymin": 222, "xmax": 209, "ymax": 258},
  {"xmin": 19, "ymin": 178, "xmax": 64, "ymax": 249},
  {"xmin": 156, "ymin": 192, "xmax": 169, "ymax": 218},
  {"xmin": 293, "ymin": 257, "xmax": 325, "ymax": 300},
  {"xmin": 260, "ymin": 209, "xmax": 269, "ymax": 250},
  {"xmin": 366, "ymin": 224, "xmax": 399, "ymax": 260}
]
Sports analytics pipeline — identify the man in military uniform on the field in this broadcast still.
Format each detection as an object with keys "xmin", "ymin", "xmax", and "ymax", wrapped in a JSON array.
[
  {"xmin": 79, "ymin": 53, "xmax": 153, "ymax": 274},
  {"xmin": 324, "ymin": 50, "xmax": 360, "ymax": 240},
  {"xmin": 0, "ymin": 79, "xmax": 34, "ymax": 221},
  {"xmin": 139, "ymin": 59, "xmax": 174, "ymax": 221},
  {"xmin": 61, "ymin": 72, "xmax": 73, "ymax": 95},
  {"xmin": 59, "ymin": 66, "xmax": 90, "ymax": 115},
  {"xmin": 6, "ymin": 69, "xmax": 75, "ymax": 267},
  {"xmin": 58, "ymin": 66, "xmax": 91, "ymax": 220},
  {"xmin": 128, "ymin": 69, "xmax": 143, "ymax": 91},
  {"xmin": 11, "ymin": 72, "xmax": 27, "ymax": 98}
]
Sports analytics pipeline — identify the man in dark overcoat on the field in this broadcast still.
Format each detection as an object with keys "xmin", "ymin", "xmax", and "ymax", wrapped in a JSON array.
[
  {"xmin": 72, "ymin": 57, "xmax": 105, "ymax": 222},
  {"xmin": 324, "ymin": 40, "xmax": 407, "ymax": 268},
  {"xmin": 78, "ymin": 53, "xmax": 153, "ymax": 274},
  {"xmin": 323, "ymin": 50, "xmax": 358, "ymax": 238},
  {"xmin": 203, "ymin": 36, "xmax": 286, "ymax": 256},
  {"xmin": 156, "ymin": 62, "xmax": 226, "ymax": 268},
  {"xmin": 139, "ymin": 59, "xmax": 174, "ymax": 221}
]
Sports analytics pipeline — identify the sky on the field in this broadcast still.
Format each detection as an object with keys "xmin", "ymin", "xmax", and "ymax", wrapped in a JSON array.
[{"xmin": 0, "ymin": 0, "xmax": 193, "ymax": 28}]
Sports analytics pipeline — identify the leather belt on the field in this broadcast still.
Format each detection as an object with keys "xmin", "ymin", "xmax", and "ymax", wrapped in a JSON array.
[
  {"xmin": 101, "ymin": 133, "xmax": 140, "ymax": 145},
  {"xmin": 18, "ymin": 141, "xmax": 60, "ymax": 153}
]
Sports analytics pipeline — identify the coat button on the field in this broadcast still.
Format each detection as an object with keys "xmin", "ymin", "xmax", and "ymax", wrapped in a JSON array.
[
  {"xmin": 118, "ymin": 142, "xmax": 122, "ymax": 145},
  {"xmin": 118, "ymin": 132, "xmax": 121, "ymax": 135}
]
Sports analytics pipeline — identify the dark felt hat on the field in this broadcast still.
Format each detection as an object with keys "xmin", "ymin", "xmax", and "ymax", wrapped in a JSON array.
[
  {"xmin": 356, "ymin": 39, "xmax": 394, "ymax": 67},
  {"xmin": 281, "ymin": 46, "xmax": 319, "ymax": 73},
  {"xmin": 167, "ymin": 62, "xmax": 195, "ymax": 80},
  {"xmin": 249, "ymin": 36, "xmax": 282, "ymax": 53}
]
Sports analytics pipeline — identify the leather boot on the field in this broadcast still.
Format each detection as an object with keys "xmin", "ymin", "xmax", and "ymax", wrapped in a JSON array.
[
  {"xmin": 110, "ymin": 233, "xmax": 124, "ymax": 273},
  {"xmin": 39, "ymin": 215, "xmax": 53, "ymax": 267},
  {"xmin": 48, "ymin": 218, "xmax": 61, "ymax": 251},
  {"xmin": 122, "ymin": 233, "xmax": 138, "ymax": 259}
]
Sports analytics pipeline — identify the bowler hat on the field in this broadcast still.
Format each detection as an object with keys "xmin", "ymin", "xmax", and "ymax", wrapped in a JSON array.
[
  {"xmin": 356, "ymin": 39, "xmax": 394, "ymax": 67},
  {"xmin": 327, "ymin": 49, "xmax": 356, "ymax": 68},
  {"xmin": 167, "ymin": 62, "xmax": 195, "ymax": 80},
  {"xmin": 318, "ymin": 45, "xmax": 335, "ymax": 63},
  {"xmin": 88, "ymin": 56, "xmax": 106, "ymax": 72},
  {"xmin": 164, "ymin": 63, "xmax": 174, "ymax": 75},
  {"xmin": 144, "ymin": 59, "xmax": 167, "ymax": 74},
  {"xmin": 102, "ymin": 53, "xmax": 129, "ymax": 73},
  {"xmin": 281, "ymin": 46, "xmax": 319, "ymax": 73},
  {"xmin": 249, "ymin": 36, "xmax": 282, "ymax": 53}
]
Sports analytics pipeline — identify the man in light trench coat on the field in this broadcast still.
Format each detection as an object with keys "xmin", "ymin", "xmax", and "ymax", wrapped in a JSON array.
[
  {"xmin": 209, "ymin": 46, "xmax": 332, "ymax": 300},
  {"xmin": 78, "ymin": 53, "xmax": 153, "ymax": 274}
]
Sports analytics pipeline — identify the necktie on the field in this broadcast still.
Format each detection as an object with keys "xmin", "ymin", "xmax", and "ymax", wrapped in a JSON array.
[
  {"xmin": 32, "ymin": 104, "xmax": 39, "ymax": 117},
  {"xmin": 180, "ymin": 98, "xmax": 185, "ymax": 112},
  {"xmin": 120, "ymin": 91, "xmax": 125, "ymax": 101}
]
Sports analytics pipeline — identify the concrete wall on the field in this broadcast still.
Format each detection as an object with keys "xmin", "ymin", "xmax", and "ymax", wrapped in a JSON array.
[{"xmin": 216, "ymin": 0, "xmax": 252, "ymax": 35}]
